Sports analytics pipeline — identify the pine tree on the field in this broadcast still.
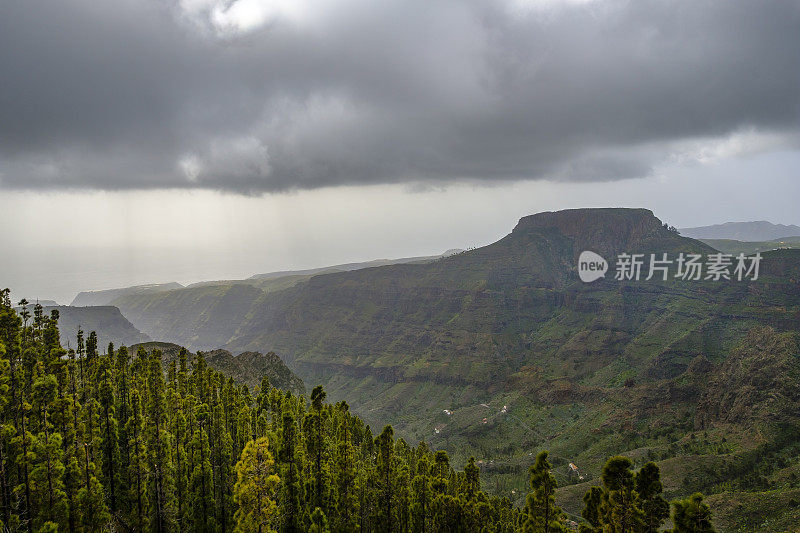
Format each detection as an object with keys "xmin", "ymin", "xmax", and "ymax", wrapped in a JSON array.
[
  {"xmin": 635, "ymin": 462, "xmax": 669, "ymax": 533},
  {"xmin": 393, "ymin": 459, "xmax": 411, "ymax": 533},
  {"xmin": 238, "ymin": 405, "xmax": 253, "ymax": 455},
  {"xmin": 146, "ymin": 350, "xmax": 176, "ymax": 532},
  {"xmin": 77, "ymin": 468, "xmax": 110, "ymax": 532},
  {"xmin": 96, "ymin": 355, "xmax": 120, "ymax": 513},
  {"xmin": 358, "ymin": 426, "xmax": 377, "ymax": 532},
  {"xmin": 431, "ymin": 450, "xmax": 449, "ymax": 494},
  {"xmin": 62, "ymin": 347, "xmax": 83, "ymax": 533},
  {"xmin": 375, "ymin": 425, "xmax": 396, "ymax": 533},
  {"xmin": 410, "ymin": 455, "xmax": 431, "ymax": 533},
  {"xmin": 173, "ymin": 410, "xmax": 190, "ymax": 532},
  {"xmin": 522, "ymin": 451, "xmax": 564, "ymax": 533},
  {"xmin": 0, "ymin": 291, "xmax": 21, "ymax": 530},
  {"xmin": 333, "ymin": 407, "xmax": 358, "ymax": 532},
  {"xmin": 308, "ymin": 507, "xmax": 330, "ymax": 533},
  {"xmin": 579, "ymin": 486, "xmax": 603, "ymax": 533},
  {"xmin": 278, "ymin": 404, "xmax": 304, "ymax": 533},
  {"xmin": 0, "ymin": 337, "xmax": 13, "ymax": 529},
  {"xmin": 11, "ymin": 412, "xmax": 35, "ymax": 533},
  {"xmin": 62, "ymin": 443, "xmax": 83, "ymax": 533},
  {"xmin": 233, "ymin": 436, "xmax": 280, "ymax": 533},
  {"xmin": 85, "ymin": 331, "xmax": 98, "ymax": 364},
  {"xmin": 464, "ymin": 457, "xmax": 479, "ymax": 501},
  {"xmin": 216, "ymin": 406, "xmax": 235, "ymax": 533},
  {"xmin": 670, "ymin": 493, "xmax": 715, "ymax": 533},
  {"xmin": 127, "ymin": 388, "xmax": 150, "ymax": 531},
  {"xmin": 76, "ymin": 327, "xmax": 85, "ymax": 397},
  {"xmin": 78, "ymin": 397, "xmax": 110, "ymax": 532},
  {"xmin": 304, "ymin": 385, "xmax": 328, "ymax": 516},
  {"xmin": 190, "ymin": 404, "xmax": 216, "ymax": 533},
  {"xmin": 29, "ymin": 372, "xmax": 68, "ymax": 530},
  {"xmin": 600, "ymin": 456, "xmax": 643, "ymax": 533}
]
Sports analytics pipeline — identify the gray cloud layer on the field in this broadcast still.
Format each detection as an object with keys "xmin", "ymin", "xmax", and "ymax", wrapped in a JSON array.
[{"xmin": 1, "ymin": 0, "xmax": 798, "ymax": 193}]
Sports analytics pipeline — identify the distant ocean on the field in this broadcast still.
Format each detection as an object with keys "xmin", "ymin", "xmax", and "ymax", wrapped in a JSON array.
[{"xmin": 3, "ymin": 245, "xmax": 272, "ymax": 306}]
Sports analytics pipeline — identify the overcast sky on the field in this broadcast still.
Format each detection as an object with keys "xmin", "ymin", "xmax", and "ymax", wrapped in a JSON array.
[{"xmin": 2, "ymin": 0, "xmax": 799, "ymax": 303}]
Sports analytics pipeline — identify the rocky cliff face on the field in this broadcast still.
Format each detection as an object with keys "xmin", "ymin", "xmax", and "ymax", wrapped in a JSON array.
[
  {"xmin": 113, "ymin": 283, "xmax": 265, "ymax": 351},
  {"xmin": 698, "ymin": 327, "xmax": 800, "ymax": 426},
  {"xmin": 513, "ymin": 207, "xmax": 711, "ymax": 261},
  {"xmin": 45, "ymin": 305, "xmax": 151, "ymax": 348},
  {"xmin": 516, "ymin": 207, "xmax": 662, "ymax": 237},
  {"xmin": 203, "ymin": 349, "xmax": 306, "ymax": 395},
  {"xmin": 131, "ymin": 341, "xmax": 305, "ymax": 395}
]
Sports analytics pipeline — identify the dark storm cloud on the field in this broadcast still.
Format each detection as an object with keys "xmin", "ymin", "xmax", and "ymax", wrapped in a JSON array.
[{"xmin": 0, "ymin": 0, "xmax": 798, "ymax": 193}]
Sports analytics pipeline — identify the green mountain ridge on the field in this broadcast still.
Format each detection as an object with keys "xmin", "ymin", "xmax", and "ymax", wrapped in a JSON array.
[
  {"xmin": 106, "ymin": 251, "xmax": 465, "ymax": 351},
  {"xmin": 679, "ymin": 220, "xmax": 800, "ymax": 241},
  {"xmin": 83, "ymin": 207, "xmax": 800, "ymax": 530},
  {"xmin": 71, "ymin": 282, "xmax": 184, "ymax": 306},
  {"xmin": 130, "ymin": 340, "xmax": 306, "ymax": 395},
  {"xmin": 247, "ymin": 250, "xmax": 463, "ymax": 280}
]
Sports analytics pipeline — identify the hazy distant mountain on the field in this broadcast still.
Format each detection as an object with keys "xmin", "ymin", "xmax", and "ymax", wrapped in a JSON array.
[
  {"xmin": 32, "ymin": 299, "xmax": 59, "ymax": 307},
  {"xmin": 26, "ymin": 305, "xmax": 151, "ymax": 348},
  {"xmin": 680, "ymin": 221, "xmax": 800, "ymax": 241},
  {"xmin": 71, "ymin": 282, "xmax": 184, "ymax": 306},
  {"xmin": 108, "ymin": 250, "xmax": 464, "ymax": 348},
  {"xmin": 247, "ymin": 250, "xmax": 464, "ymax": 280}
]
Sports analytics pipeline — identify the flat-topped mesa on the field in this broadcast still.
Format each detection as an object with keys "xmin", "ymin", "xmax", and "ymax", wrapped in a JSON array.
[
  {"xmin": 512, "ymin": 207, "xmax": 695, "ymax": 259},
  {"xmin": 514, "ymin": 207, "xmax": 661, "ymax": 236}
]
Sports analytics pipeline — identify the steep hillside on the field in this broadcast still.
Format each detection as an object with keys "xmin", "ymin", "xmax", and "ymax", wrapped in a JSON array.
[
  {"xmin": 225, "ymin": 208, "xmax": 719, "ymax": 377},
  {"xmin": 97, "ymin": 207, "xmax": 800, "ymax": 530},
  {"xmin": 203, "ymin": 349, "xmax": 306, "ymax": 394},
  {"xmin": 698, "ymin": 327, "xmax": 800, "ymax": 427},
  {"xmin": 111, "ymin": 251, "xmax": 462, "ymax": 346},
  {"xmin": 130, "ymin": 341, "xmax": 305, "ymax": 394},
  {"xmin": 113, "ymin": 284, "xmax": 264, "ymax": 350},
  {"xmin": 43, "ymin": 305, "xmax": 150, "ymax": 348},
  {"xmin": 33, "ymin": 299, "xmax": 60, "ymax": 306},
  {"xmin": 211, "ymin": 208, "xmax": 799, "ymax": 530},
  {"xmin": 71, "ymin": 282, "xmax": 183, "ymax": 306}
]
